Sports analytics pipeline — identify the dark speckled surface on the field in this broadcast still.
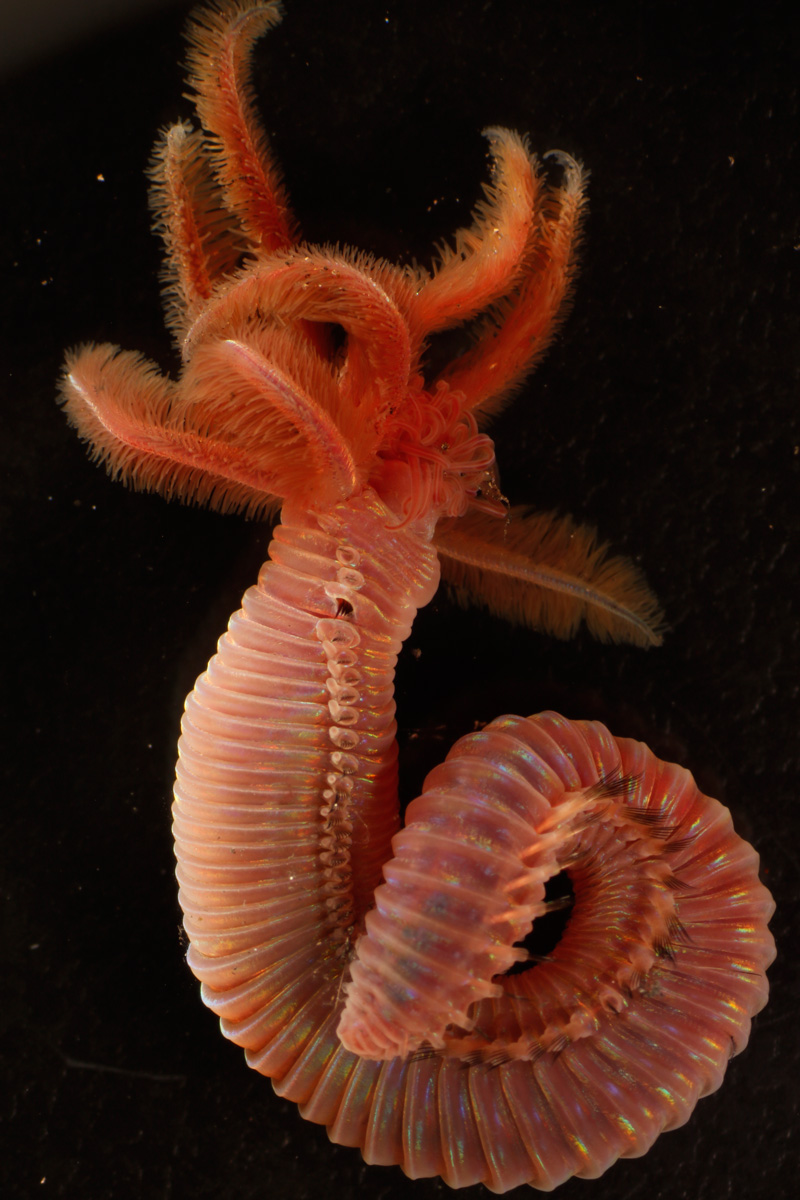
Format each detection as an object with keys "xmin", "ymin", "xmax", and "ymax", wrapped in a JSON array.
[{"xmin": 2, "ymin": 1, "xmax": 797, "ymax": 1197}]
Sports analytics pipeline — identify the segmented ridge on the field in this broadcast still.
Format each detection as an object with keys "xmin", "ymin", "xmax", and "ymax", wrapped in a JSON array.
[
  {"xmin": 172, "ymin": 488, "xmax": 439, "ymax": 1058},
  {"xmin": 260, "ymin": 713, "xmax": 773, "ymax": 1191},
  {"xmin": 171, "ymin": 494, "xmax": 773, "ymax": 1190}
]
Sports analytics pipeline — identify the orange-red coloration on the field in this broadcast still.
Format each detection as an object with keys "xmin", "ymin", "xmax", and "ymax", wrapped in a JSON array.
[{"xmin": 59, "ymin": 2, "xmax": 774, "ymax": 1192}]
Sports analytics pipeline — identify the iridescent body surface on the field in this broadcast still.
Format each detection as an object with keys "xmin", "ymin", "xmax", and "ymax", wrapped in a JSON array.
[{"xmin": 59, "ymin": 1, "xmax": 774, "ymax": 1190}]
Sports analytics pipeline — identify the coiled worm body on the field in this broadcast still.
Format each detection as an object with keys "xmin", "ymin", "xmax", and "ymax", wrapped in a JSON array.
[
  {"xmin": 173, "ymin": 490, "xmax": 774, "ymax": 1191},
  {"xmin": 59, "ymin": 1, "xmax": 774, "ymax": 1190}
]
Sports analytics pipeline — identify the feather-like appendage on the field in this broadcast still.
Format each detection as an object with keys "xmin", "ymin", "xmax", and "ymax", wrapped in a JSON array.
[
  {"xmin": 434, "ymin": 506, "xmax": 664, "ymax": 646},
  {"xmin": 410, "ymin": 128, "xmax": 539, "ymax": 335},
  {"xmin": 441, "ymin": 151, "xmax": 587, "ymax": 419},
  {"xmin": 184, "ymin": 0, "xmax": 297, "ymax": 252},
  {"xmin": 148, "ymin": 120, "xmax": 248, "ymax": 341}
]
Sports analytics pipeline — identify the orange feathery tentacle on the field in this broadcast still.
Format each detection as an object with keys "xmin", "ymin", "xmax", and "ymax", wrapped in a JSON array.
[
  {"xmin": 185, "ymin": 0, "xmax": 297, "ymax": 253},
  {"xmin": 182, "ymin": 250, "xmax": 415, "ymax": 425},
  {"xmin": 207, "ymin": 338, "xmax": 360, "ymax": 500},
  {"xmin": 409, "ymin": 128, "xmax": 539, "ymax": 337},
  {"xmin": 60, "ymin": 339, "xmax": 364, "ymax": 514},
  {"xmin": 433, "ymin": 506, "xmax": 665, "ymax": 647},
  {"xmin": 439, "ymin": 151, "xmax": 587, "ymax": 419},
  {"xmin": 60, "ymin": 344, "xmax": 277, "ymax": 515},
  {"xmin": 148, "ymin": 121, "xmax": 248, "ymax": 342}
]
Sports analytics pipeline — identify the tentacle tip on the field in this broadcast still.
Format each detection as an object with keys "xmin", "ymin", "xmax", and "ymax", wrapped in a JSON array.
[
  {"xmin": 480, "ymin": 124, "xmax": 527, "ymax": 150},
  {"xmin": 543, "ymin": 148, "xmax": 588, "ymax": 188}
]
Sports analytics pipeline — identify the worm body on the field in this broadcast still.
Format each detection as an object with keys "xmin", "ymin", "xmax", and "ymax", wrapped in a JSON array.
[
  {"xmin": 172, "ymin": 489, "xmax": 774, "ymax": 1191},
  {"xmin": 174, "ymin": 491, "xmax": 440, "ymax": 1031},
  {"xmin": 60, "ymin": 1, "xmax": 775, "ymax": 1190}
]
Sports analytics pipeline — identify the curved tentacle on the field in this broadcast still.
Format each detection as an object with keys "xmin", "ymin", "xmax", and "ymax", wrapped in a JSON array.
[
  {"xmin": 60, "ymin": 343, "xmax": 273, "ymax": 515},
  {"xmin": 438, "ymin": 151, "xmax": 588, "ymax": 419},
  {"xmin": 148, "ymin": 120, "xmax": 249, "ymax": 342},
  {"xmin": 433, "ymin": 505, "xmax": 665, "ymax": 647},
  {"xmin": 184, "ymin": 335, "xmax": 363, "ymax": 505},
  {"xmin": 182, "ymin": 249, "xmax": 416, "ymax": 426},
  {"xmin": 408, "ymin": 127, "xmax": 539, "ymax": 337},
  {"xmin": 185, "ymin": 0, "xmax": 298, "ymax": 252},
  {"xmin": 60, "ymin": 336, "xmax": 362, "ymax": 514}
]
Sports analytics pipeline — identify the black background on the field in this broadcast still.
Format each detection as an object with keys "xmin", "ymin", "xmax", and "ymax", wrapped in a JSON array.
[{"xmin": 3, "ymin": 1, "xmax": 798, "ymax": 1197}]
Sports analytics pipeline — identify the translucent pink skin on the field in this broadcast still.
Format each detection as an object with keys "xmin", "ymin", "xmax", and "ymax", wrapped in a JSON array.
[
  {"xmin": 174, "ymin": 489, "xmax": 775, "ymax": 1192},
  {"xmin": 57, "ymin": 2, "xmax": 775, "ymax": 1189}
]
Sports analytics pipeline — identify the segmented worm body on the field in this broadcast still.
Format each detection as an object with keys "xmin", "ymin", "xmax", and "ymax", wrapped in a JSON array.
[
  {"xmin": 60, "ymin": 2, "xmax": 774, "ymax": 1191},
  {"xmin": 173, "ymin": 491, "xmax": 773, "ymax": 1190}
]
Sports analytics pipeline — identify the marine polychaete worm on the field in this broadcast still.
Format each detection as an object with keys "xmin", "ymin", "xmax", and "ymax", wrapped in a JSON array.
[{"xmin": 59, "ymin": 1, "xmax": 775, "ymax": 1190}]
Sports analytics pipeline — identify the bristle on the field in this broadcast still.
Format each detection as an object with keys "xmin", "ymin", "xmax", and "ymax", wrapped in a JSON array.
[
  {"xmin": 411, "ymin": 128, "xmax": 538, "ymax": 336},
  {"xmin": 665, "ymin": 872, "xmax": 694, "ymax": 892},
  {"xmin": 148, "ymin": 121, "xmax": 248, "ymax": 342},
  {"xmin": 185, "ymin": 0, "xmax": 297, "ymax": 251},
  {"xmin": 582, "ymin": 768, "xmax": 643, "ymax": 803},
  {"xmin": 434, "ymin": 505, "xmax": 665, "ymax": 647},
  {"xmin": 627, "ymin": 807, "xmax": 671, "ymax": 828}
]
